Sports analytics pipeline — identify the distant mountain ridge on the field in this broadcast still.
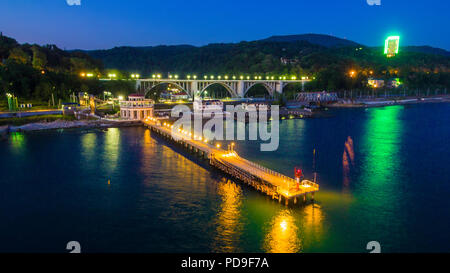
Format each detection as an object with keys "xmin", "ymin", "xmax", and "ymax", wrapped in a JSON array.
[
  {"xmin": 260, "ymin": 34, "xmax": 361, "ymax": 48},
  {"xmin": 402, "ymin": 45, "xmax": 450, "ymax": 57}
]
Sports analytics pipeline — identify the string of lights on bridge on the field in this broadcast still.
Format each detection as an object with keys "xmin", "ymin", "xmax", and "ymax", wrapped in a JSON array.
[{"xmin": 79, "ymin": 72, "xmax": 312, "ymax": 81}]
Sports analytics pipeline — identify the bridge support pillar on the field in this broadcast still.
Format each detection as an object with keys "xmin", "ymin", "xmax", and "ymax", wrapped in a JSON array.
[
  {"xmin": 275, "ymin": 81, "xmax": 284, "ymax": 94},
  {"xmin": 190, "ymin": 81, "xmax": 199, "ymax": 98},
  {"xmin": 136, "ymin": 80, "xmax": 142, "ymax": 93},
  {"xmin": 237, "ymin": 81, "xmax": 245, "ymax": 98}
]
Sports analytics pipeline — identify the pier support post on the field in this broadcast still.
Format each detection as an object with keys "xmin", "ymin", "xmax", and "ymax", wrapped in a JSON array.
[
  {"xmin": 285, "ymin": 198, "xmax": 289, "ymax": 206},
  {"xmin": 294, "ymin": 197, "xmax": 297, "ymax": 204},
  {"xmin": 303, "ymin": 194, "xmax": 306, "ymax": 203},
  {"xmin": 278, "ymin": 195, "xmax": 282, "ymax": 203},
  {"xmin": 311, "ymin": 192, "xmax": 315, "ymax": 201}
]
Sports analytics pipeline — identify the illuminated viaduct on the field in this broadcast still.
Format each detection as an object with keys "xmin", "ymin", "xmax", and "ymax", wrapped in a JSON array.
[{"xmin": 136, "ymin": 78, "xmax": 310, "ymax": 98}]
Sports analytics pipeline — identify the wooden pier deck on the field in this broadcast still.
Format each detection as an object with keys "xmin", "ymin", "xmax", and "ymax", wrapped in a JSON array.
[{"xmin": 142, "ymin": 118, "xmax": 319, "ymax": 205}]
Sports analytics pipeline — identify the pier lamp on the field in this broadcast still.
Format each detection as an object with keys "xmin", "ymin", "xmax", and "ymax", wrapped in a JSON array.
[
  {"xmin": 210, "ymin": 75, "xmax": 214, "ymax": 79},
  {"xmin": 157, "ymin": 74, "xmax": 161, "ymax": 79},
  {"xmin": 204, "ymin": 75, "xmax": 208, "ymax": 79},
  {"xmin": 230, "ymin": 142, "xmax": 235, "ymax": 152},
  {"xmin": 118, "ymin": 96, "xmax": 124, "ymax": 101},
  {"xmin": 240, "ymin": 75, "xmax": 244, "ymax": 80},
  {"xmin": 225, "ymin": 75, "xmax": 228, "ymax": 80},
  {"xmin": 233, "ymin": 76, "xmax": 236, "ymax": 80},
  {"xmin": 193, "ymin": 75, "xmax": 197, "ymax": 79},
  {"xmin": 216, "ymin": 143, "xmax": 221, "ymax": 148},
  {"xmin": 246, "ymin": 76, "xmax": 250, "ymax": 80},
  {"xmin": 271, "ymin": 76, "xmax": 274, "ymax": 80},
  {"xmin": 175, "ymin": 75, "xmax": 179, "ymax": 79},
  {"xmin": 291, "ymin": 76, "xmax": 297, "ymax": 80},
  {"xmin": 152, "ymin": 74, "xmax": 156, "ymax": 79},
  {"xmin": 187, "ymin": 75, "xmax": 191, "ymax": 79},
  {"xmin": 135, "ymin": 74, "xmax": 140, "ymax": 79},
  {"xmin": 169, "ymin": 75, "xmax": 173, "ymax": 79},
  {"xmin": 218, "ymin": 76, "xmax": 221, "ymax": 80}
]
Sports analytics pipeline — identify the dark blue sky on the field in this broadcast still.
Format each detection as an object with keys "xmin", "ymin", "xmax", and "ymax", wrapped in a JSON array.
[{"xmin": 0, "ymin": 0, "xmax": 449, "ymax": 50}]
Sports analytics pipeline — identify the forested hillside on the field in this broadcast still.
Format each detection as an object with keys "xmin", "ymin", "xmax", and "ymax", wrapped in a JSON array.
[
  {"xmin": 0, "ymin": 33, "xmax": 135, "ymax": 101},
  {"xmin": 86, "ymin": 34, "xmax": 450, "ymax": 91}
]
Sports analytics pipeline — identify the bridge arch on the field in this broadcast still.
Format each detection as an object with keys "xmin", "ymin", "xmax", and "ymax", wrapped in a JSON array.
[
  {"xmin": 243, "ymin": 82, "xmax": 275, "ymax": 98},
  {"xmin": 144, "ymin": 82, "xmax": 191, "ymax": 98},
  {"xmin": 199, "ymin": 82, "xmax": 237, "ymax": 98},
  {"xmin": 279, "ymin": 81, "xmax": 304, "ymax": 99}
]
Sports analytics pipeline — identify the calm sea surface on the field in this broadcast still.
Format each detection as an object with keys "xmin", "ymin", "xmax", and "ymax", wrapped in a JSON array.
[{"xmin": 1, "ymin": 103, "xmax": 449, "ymax": 253}]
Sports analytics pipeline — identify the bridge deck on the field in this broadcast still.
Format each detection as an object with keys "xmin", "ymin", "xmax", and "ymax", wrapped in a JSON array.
[{"xmin": 142, "ymin": 119, "xmax": 319, "ymax": 201}]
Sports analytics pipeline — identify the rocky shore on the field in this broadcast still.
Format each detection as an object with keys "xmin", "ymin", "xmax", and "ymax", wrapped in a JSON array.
[{"xmin": 0, "ymin": 119, "xmax": 141, "ymax": 134}]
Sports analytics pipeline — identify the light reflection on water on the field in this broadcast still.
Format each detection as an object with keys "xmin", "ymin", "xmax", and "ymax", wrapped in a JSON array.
[
  {"xmin": 264, "ymin": 209, "xmax": 301, "ymax": 253},
  {"xmin": 212, "ymin": 179, "xmax": 244, "ymax": 253},
  {"xmin": 81, "ymin": 131, "xmax": 97, "ymax": 162}
]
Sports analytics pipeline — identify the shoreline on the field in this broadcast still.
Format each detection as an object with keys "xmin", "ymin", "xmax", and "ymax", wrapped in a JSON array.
[
  {"xmin": 328, "ymin": 95, "xmax": 450, "ymax": 108},
  {"xmin": 1, "ymin": 97, "xmax": 449, "ymax": 136}
]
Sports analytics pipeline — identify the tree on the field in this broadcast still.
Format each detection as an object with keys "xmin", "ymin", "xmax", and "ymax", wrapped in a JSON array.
[
  {"xmin": 8, "ymin": 48, "xmax": 29, "ymax": 64},
  {"xmin": 32, "ymin": 46, "xmax": 47, "ymax": 70}
]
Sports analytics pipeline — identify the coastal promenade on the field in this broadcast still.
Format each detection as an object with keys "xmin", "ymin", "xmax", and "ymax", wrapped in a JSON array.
[{"xmin": 143, "ymin": 118, "xmax": 319, "ymax": 205}]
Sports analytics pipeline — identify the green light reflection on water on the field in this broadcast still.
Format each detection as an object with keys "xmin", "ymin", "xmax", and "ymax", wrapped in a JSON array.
[
  {"xmin": 352, "ymin": 105, "xmax": 405, "ymax": 248},
  {"xmin": 360, "ymin": 105, "xmax": 403, "ymax": 192},
  {"xmin": 9, "ymin": 132, "xmax": 26, "ymax": 155}
]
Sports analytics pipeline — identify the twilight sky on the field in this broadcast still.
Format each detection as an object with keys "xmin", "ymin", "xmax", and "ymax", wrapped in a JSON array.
[{"xmin": 0, "ymin": 0, "xmax": 449, "ymax": 50}]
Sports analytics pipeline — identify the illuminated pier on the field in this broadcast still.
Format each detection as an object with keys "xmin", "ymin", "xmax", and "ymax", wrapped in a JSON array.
[{"xmin": 142, "ymin": 118, "xmax": 319, "ymax": 205}]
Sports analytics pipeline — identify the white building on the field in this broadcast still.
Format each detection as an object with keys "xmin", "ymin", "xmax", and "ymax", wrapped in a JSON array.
[
  {"xmin": 193, "ymin": 98, "xmax": 223, "ymax": 112},
  {"xmin": 120, "ymin": 94, "xmax": 154, "ymax": 120}
]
